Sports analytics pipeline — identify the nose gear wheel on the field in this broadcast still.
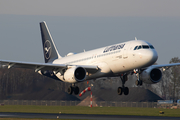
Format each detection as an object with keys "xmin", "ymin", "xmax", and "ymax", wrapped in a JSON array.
[{"xmin": 134, "ymin": 69, "xmax": 143, "ymax": 86}]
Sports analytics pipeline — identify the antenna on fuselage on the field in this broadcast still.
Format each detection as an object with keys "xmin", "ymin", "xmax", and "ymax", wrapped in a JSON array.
[{"xmin": 135, "ymin": 37, "xmax": 137, "ymax": 40}]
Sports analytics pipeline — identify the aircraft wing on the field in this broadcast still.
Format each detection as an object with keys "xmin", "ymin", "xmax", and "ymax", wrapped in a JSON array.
[
  {"xmin": 0, "ymin": 60, "xmax": 99, "ymax": 73},
  {"xmin": 151, "ymin": 63, "xmax": 180, "ymax": 70}
]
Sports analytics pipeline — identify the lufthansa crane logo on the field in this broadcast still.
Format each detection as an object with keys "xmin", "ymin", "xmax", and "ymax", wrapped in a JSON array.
[{"xmin": 44, "ymin": 40, "xmax": 51, "ymax": 59}]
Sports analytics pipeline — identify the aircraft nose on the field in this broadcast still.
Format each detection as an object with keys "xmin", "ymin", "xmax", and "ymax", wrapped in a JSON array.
[
  {"xmin": 145, "ymin": 49, "xmax": 158, "ymax": 65},
  {"xmin": 137, "ymin": 49, "xmax": 158, "ymax": 67}
]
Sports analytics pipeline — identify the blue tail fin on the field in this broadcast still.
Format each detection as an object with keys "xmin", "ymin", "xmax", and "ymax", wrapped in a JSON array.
[{"xmin": 40, "ymin": 21, "xmax": 61, "ymax": 63}]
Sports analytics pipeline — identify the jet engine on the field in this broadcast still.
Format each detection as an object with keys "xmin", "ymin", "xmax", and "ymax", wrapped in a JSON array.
[
  {"xmin": 64, "ymin": 66, "xmax": 86, "ymax": 83},
  {"xmin": 140, "ymin": 67, "xmax": 162, "ymax": 84}
]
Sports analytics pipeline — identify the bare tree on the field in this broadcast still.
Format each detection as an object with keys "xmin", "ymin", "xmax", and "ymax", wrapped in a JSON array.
[{"xmin": 169, "ymin": 57, "xmax": 180, "ymax": 102}]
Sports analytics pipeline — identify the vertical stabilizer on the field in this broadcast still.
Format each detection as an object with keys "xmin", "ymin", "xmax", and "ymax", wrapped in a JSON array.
[{"xmin": 40, "ymin": 21, "xmax": 61, "ymax": 63}]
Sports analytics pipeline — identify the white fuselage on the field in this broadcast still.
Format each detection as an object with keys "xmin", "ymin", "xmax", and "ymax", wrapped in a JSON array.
[{"xmin": 52, "ymin": 40, "xmax": 158, "ymax": 82}]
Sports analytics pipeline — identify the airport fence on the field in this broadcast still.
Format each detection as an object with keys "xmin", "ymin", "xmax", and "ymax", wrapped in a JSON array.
[{"xmin": 0, "ymin": 100, "xmax": 160, "ymax": 108}]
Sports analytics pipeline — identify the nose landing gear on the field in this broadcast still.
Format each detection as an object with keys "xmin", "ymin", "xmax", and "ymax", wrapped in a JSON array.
[{"xmin": 134, "ymin": 69, "xmax": 143, "ymax": 86}]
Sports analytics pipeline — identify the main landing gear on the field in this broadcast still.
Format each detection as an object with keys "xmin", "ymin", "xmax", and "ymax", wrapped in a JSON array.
[
  {"xmin": 134, "ymin": 69, "xmax": 143, "ymax": 86},
  {"xmin": 68, "ymin": 84, "xmax": 79, "ymax": 95},
  {"xmin": 117, "ymin": 74, "xmax": 129, "ymax": 95}
]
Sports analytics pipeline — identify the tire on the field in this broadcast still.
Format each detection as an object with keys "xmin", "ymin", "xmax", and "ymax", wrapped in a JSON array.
[
  {"xmin": 139, "ymin": 80, "xmax": 143, "ymax": 86},
  {"xmin": 117, "ymin": 87, "xmax": 123, "ymax": 95},
  {"xmin": 124, "ymin": 87, "xmax": 129, "ymax": 95},
  {"xmin": 135, "ymin": 80, "xmax": 139, "ymax": 86},
  {"xmin": 68, "ymin": 86, "xmax": 73, "ymax": 95},
  {"xmin": 74, "ymin": 86, "xmax": 79, "ymax": 95}
]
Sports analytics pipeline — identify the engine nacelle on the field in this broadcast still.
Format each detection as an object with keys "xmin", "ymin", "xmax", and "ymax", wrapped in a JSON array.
[
  {"xmin": 140, "ymin": 67, "xmax": 162, "ymax": 84},
  {"xmin": 64, "ymin": 66, "xmax": 86, "ymax": 83}
]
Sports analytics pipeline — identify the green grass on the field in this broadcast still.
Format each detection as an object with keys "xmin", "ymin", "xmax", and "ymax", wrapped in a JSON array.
[{"xmin": 0, "ymin": 105, "xmax": 180, "ymax": 117}]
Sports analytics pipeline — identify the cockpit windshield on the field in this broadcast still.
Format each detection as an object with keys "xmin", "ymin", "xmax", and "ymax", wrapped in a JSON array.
[
  {"xmin": 134, "ymin": 46, "xmax": 138, "ymax": 50},
  {"xmin": 137, "ymin": 46, "xmax": 142, "ymax": 50},
  {"xmin": 134, "ymin": 45, "xmax": 154, "ymax": 50},
  {"xmin": 149, "ymin": 45, "xmax": 154, "ymax": 49},
  {"xmin": 142, "ymin": 45, "xmax": 149, "ymax": 49}
]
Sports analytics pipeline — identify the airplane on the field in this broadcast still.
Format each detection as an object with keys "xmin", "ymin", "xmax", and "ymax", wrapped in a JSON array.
[{"xmin": 1, "ymin": 21, "xmax": 180, "ymax": 95}]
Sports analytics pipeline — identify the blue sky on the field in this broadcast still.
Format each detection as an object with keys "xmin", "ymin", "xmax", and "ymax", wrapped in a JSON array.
[{"xmin": 0, "ymin": 0, "xmax": 180, "ymax": 64}]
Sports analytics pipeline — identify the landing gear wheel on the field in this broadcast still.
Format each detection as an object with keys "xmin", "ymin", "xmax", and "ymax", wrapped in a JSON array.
[
  {"xmin": 134, "ymin": 69, "xmax": 143, "ymax": 86},
  {"xmin": 74, "ymin": 86, "xmax": 79, "ymax": 95},
  {"xmin": 135, "ymin": 80, "xmax": 139, "ymax": 86},
  {"xmin": 117, "ymin": 87, "xmax": 123, "ymax": 95},
  {"xmin": 135, "ymin": 80, "xmax": 143, "ymax": 86},
  {"xmin": 117, "ymin": 74, "xmax": 129, "ymax": 95},
  {"xmin": 68, "ymin": 86, "xmax": 73, "ymax": 95},
  {"xmin": 124, "ymin": 87, "xmax": 129, "ymax": 95},
  {"xmin": 139, "ymin": 80, "xmax": 143, "ymax": 86}
]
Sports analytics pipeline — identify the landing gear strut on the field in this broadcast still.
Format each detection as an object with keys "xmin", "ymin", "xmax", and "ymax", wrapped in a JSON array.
[
  {"xmin": 117, "ymin": 74, "xmax": 129, "ymax": 95},
  {"xmin": 134, "ymin": 69, "xmax": 143, "ymax": 86},
  {"xmin": 68, "ymin": 84, "xmax": 79, "ymax": 95}
]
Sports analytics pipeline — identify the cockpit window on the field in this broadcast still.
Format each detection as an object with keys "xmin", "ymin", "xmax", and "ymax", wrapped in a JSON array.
[
  {"xmin": 134, "ymin": 46, "xmax": 138, "ymax": 50},
  {"xmin": 149, "ymin": 45, "xmax": 154, "ymax": 49},
  {"xmin": 137, "ymin": 46, "xmax": 142, "ymax": 49},
  {"xmin": 142, "ymin": 45, "xmax": 149, "ymax": 49},
  {"xmin": 134, "ymin": 45, "xmax": 154, "ymax": 50}
]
